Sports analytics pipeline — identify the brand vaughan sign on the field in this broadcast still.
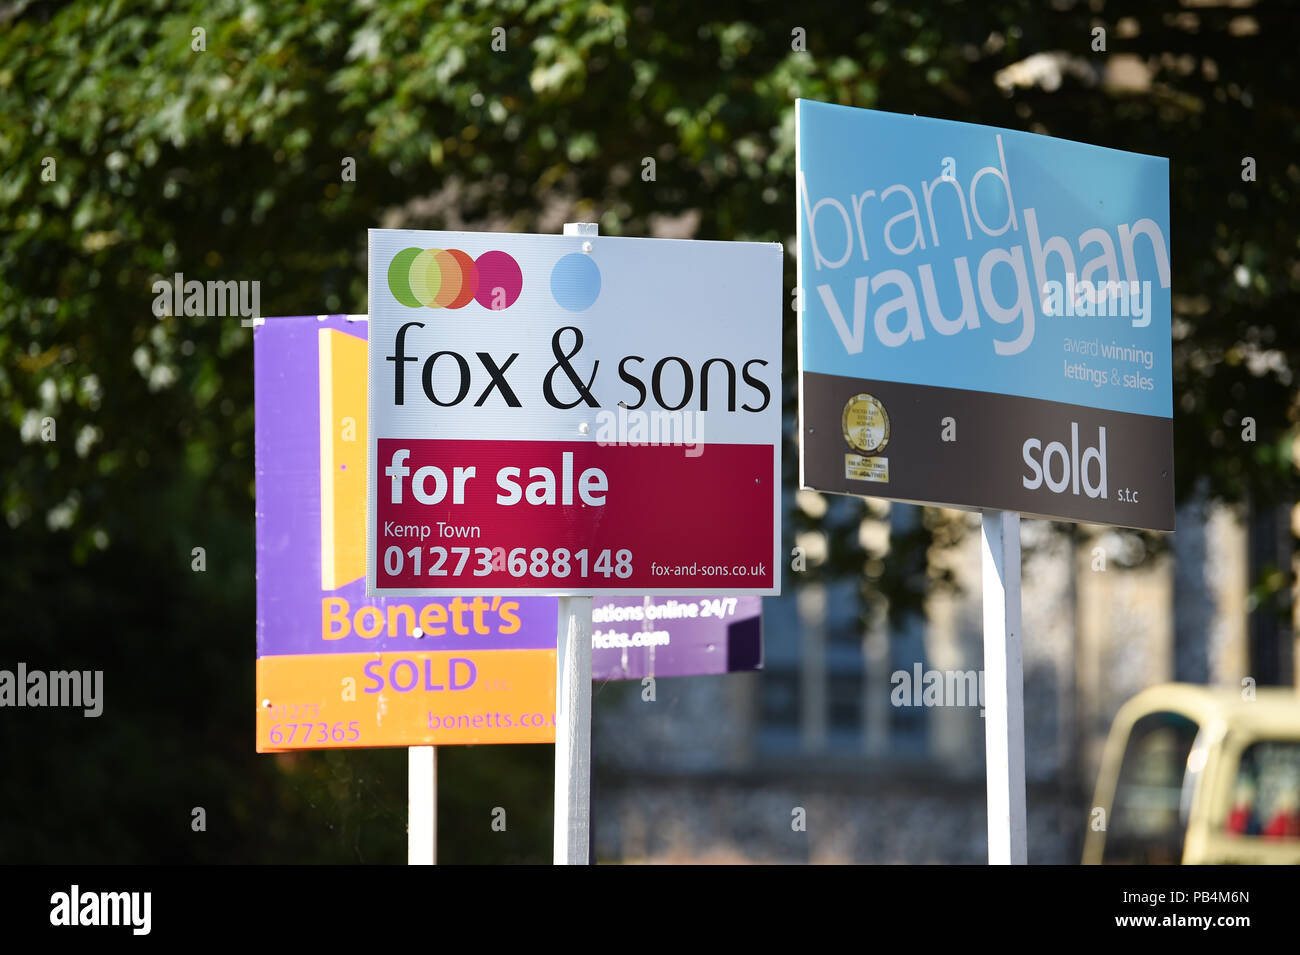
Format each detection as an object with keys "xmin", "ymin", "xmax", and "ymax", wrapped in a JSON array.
[
  {"xmin": 796, "ymin": 100, "xmax": 1174, "ymax": 530},
  {"xmin": 367, "ymin": 230, "xmax": 783, "ymax": 595}
]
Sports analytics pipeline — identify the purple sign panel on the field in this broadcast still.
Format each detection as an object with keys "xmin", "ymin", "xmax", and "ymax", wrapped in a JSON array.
[
  {"xmin": 591, "ymin": 597, "xmax": 762, "ymax": 681},
  {"xmin": 255, "ymin": 315, "xmax": 555, "ymax": 659}
]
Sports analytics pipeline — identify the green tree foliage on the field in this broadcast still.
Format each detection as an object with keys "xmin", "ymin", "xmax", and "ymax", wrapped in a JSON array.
[{"xmin": 0, "ymin": 0, "xmax": 1295, "ymax": 861}]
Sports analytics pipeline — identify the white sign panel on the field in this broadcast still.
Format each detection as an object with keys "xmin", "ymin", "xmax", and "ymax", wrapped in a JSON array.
[{"xmin": 366, "ymin": 229, "xmax": 783, "ymax": 596}]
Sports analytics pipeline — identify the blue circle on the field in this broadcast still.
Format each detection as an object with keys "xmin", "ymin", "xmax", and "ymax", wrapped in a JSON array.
[{"xmin": 550, "ymin": 253, "xmax": 601, "ymax": 312}]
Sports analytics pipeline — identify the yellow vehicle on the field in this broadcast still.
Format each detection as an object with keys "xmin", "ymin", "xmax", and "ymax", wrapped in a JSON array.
[{"xmin": 1084, "ymin": 684, "xmax": 1300, "ymax": 864}]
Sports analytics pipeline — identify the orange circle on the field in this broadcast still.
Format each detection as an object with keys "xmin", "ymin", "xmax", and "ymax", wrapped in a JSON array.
[
  {"xmin": 444, "ymin": 250, "xmax": 478, "ymax": 309},
  {"xmin": 431, "ymin": 250, "xmax": 462, "ymax": 308}
]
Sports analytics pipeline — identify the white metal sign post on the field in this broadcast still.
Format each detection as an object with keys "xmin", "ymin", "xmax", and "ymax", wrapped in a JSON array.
[
  {"xmin": 554, "ymin": 593, "xmax": 593, "ymax": 863},
  {"xmin": 554, "ymin": 223, "xmax": 595, "ymax": 866},
  {"xmin": 408, "ymin": 745, "xmax": 437, "ymax": 864},
  {"xmin": 980, "ymin": 510, "xmax": 1027, "ymax": 865}
]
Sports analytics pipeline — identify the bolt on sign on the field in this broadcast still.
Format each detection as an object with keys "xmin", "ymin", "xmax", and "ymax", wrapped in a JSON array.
[
  {"xmin": 590, "ymin": 595, "xmax": 762, "ymax": 680},
  {"xmin": 796, "ymin": 100, "xmax": 1174, "ymax": 530},
  {"xmin": 367, "ymin": 231, "xmax": 784, "ymax": 596},
  {"xmin": 254, "ymin": 316, "xmax": 766, "ymax": 751}
]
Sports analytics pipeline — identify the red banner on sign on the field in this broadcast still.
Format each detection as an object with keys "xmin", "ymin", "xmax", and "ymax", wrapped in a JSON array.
[{"xmin": 374, "ymin": 438, "xmax": 774, "ymax": 593}]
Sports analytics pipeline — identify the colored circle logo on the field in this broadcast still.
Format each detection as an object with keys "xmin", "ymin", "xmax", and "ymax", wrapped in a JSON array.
[
  {"xmin": 388, "ymin": 247, "xmax": 519, "ymax": 309},
  {"xmin": 473, "ymin": 250, "xmax": 523, "ymax": 310},
  {"xmin": 550, "ymin": 253, "xmax": 601, "ymax": 312}
]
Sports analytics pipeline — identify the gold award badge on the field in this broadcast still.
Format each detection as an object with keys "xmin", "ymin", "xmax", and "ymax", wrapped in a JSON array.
[
  {"xmin": 841, "ymin": 393, "xmax": 890, "ymax": 483},
  {"xmin": 842, "ymin": 393, "xmax": 890, "ymax": 454}
]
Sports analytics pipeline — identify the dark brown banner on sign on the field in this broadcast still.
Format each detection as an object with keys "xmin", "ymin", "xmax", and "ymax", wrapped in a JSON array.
[{"xmin": 800, "ymin": 372, "xmax": 1175, "ymax": 531}]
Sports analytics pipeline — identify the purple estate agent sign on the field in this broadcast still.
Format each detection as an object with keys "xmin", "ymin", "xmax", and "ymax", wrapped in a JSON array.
[
  {"xmin": 255, "ymin": 314, "xmax": 563, "ymax": 750},
  {"xmin": 255, "ymin": 316, "xmax": 761, "ymax": 709},
  {"xmin": 591, "ymin": 596, "xmax": 762, "ymax": 681}
]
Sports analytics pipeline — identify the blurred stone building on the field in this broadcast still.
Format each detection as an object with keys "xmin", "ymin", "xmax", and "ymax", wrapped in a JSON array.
[{"xmin": 591, "ymin": 490, "xmax": 1296, "ymax": 864}]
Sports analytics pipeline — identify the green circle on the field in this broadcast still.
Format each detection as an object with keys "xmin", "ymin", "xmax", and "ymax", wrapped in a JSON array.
[
  {"xmin": 409, "ymin": 249, "xmax": 443, "ymax": 308},
  {"xmin": 388, "ymin": 248, "xmax": 424, "ymax": 307}
]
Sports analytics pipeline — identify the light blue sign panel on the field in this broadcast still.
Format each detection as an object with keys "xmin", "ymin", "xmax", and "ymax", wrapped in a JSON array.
[{"xmin": 797, "ymin": 100, "xmax": 1171, "ymax": 418}]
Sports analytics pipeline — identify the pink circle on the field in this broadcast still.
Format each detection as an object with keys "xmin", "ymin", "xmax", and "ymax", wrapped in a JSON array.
[{"xmin": 474, "ymin": 251, "xmax": 523, "ymax": 310}]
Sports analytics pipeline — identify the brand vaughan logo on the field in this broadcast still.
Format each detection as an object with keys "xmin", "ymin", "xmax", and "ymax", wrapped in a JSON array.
[
  {"xmin": 0, "ymin": 663, "xmax": 103, "ymax": 717},
  {"xmin": 800, "ymin": 133, "xmax": 1171, "ymax": 358},
  {"xmin": 50, "ymin": 885, "xmax": 151, "ymax": 935},
  {"xmin": 151, "ymin": 273, "xmax": 261, "ymax": 326}
]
